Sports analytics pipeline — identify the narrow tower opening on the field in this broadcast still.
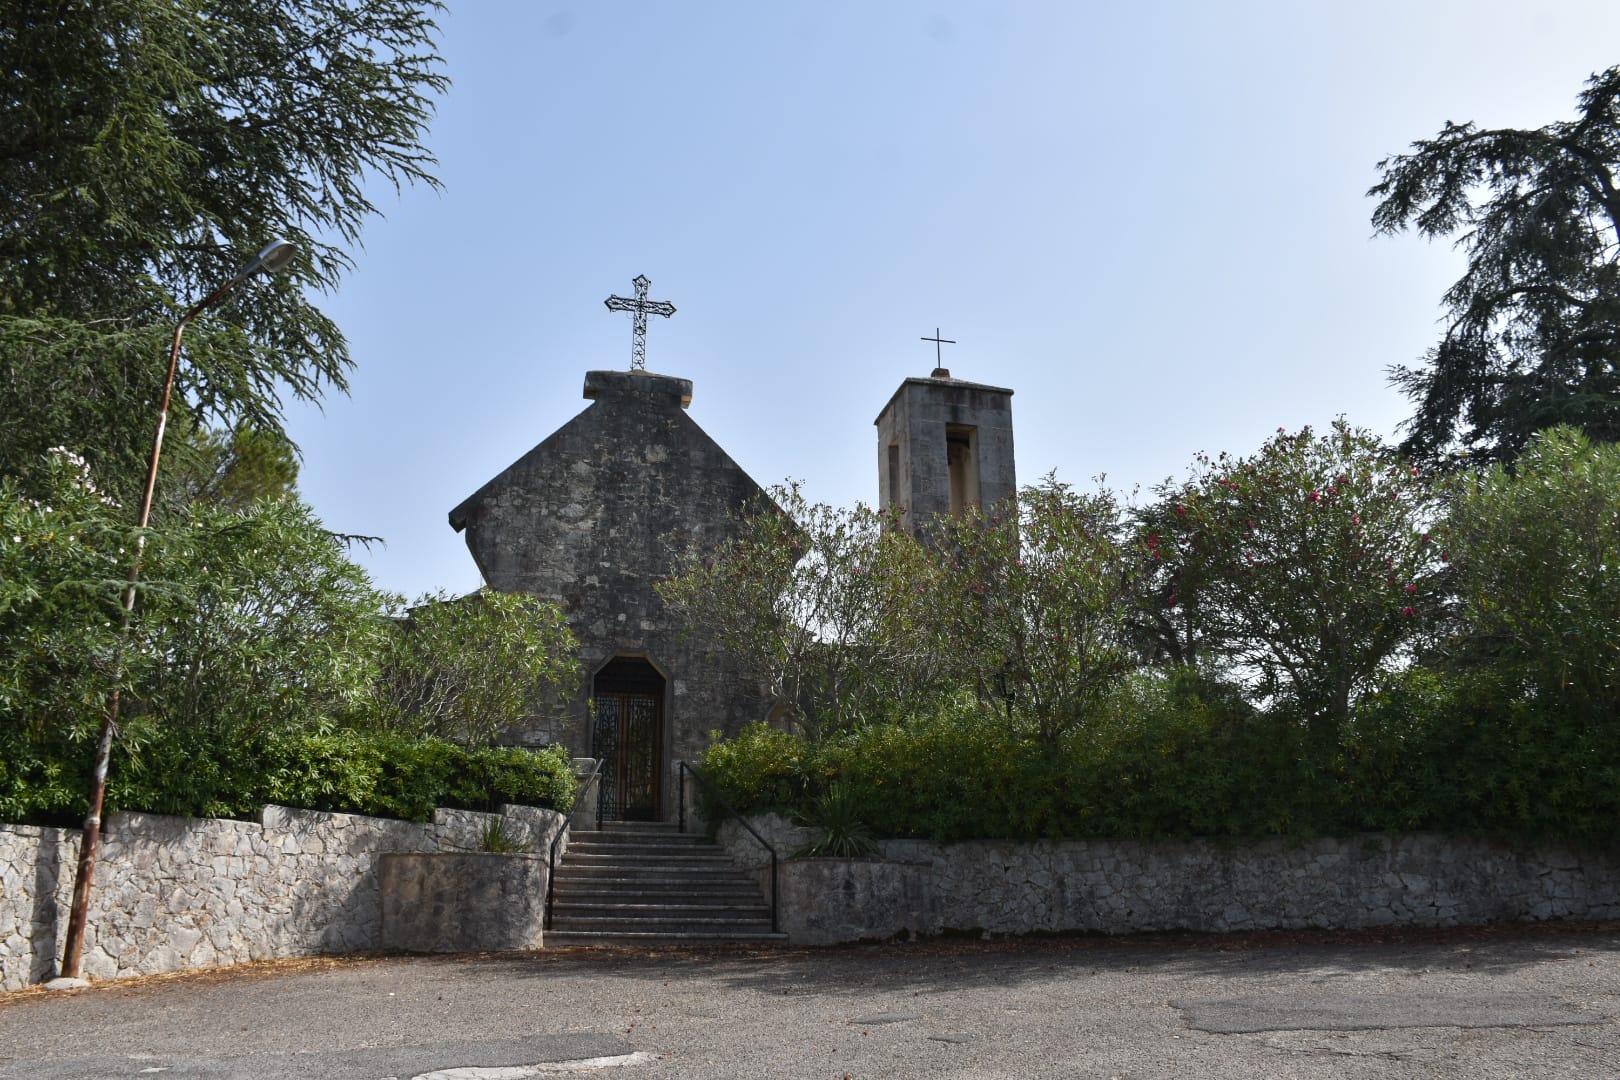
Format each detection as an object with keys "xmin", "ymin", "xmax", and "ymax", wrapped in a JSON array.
[
  {"xmin": 886, "ymin": 442, "xmax": 901, "ymax": 511},
  {"xmin": 946, "ymin": 424, "xmax": 980, "ymax": 516}
]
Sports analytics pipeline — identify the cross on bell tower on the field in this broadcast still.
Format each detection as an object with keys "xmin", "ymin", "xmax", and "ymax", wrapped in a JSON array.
[
  {"xmin": 603, "ymin": 274, "xmax": 676, "ymax": 371},
  {"xmin": 921, "ymin": 328, "xmax": 956, "ymax": 379}
]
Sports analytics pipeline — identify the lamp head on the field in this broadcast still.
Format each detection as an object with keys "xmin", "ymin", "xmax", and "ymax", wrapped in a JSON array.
[{"xmin": 238, "ymin": 239, "xmax": 299, "ymax": 280}]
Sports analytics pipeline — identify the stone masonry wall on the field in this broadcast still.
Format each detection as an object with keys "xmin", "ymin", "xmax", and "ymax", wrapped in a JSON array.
[
  {"xmin": 719, "ymin": 815, "xmax": 1620, "ymax": 945},
  {"xmin": 0, "ymin": 803, "xmax": 565, "ymax": 990}
]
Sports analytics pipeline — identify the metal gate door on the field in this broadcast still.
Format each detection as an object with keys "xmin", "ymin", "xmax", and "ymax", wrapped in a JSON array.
[{"xmin": 593, "ymin": 691, "xmax": 661, "ymax": 820}]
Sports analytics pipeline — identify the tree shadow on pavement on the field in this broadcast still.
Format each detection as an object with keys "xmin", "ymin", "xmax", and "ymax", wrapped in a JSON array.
[{"xmin": 459, "ymin": 919, "xmax": 1620, "ymax": 1000}]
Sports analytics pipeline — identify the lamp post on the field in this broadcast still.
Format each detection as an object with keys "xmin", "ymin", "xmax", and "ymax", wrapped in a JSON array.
[{"xmin": 58, "ymin": 240, "xmax": 300, "ymax": 980}]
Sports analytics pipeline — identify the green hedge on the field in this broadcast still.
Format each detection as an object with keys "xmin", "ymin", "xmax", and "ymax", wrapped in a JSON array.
[
  {"xmin": 699, "ymin": 671, "xmax": 1620, "ymax": 848},
  {"xmin": 0, "ymin": 725, "xmax": 575, "ymax": 826}
]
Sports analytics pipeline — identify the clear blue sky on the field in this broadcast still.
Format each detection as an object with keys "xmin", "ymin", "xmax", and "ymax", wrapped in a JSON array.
[{"xmin": 284, "ymin": 1, "xmax": 1620, "ymax": 602}]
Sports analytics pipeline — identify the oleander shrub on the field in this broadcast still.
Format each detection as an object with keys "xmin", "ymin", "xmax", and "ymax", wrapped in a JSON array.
[{"xmin": 1141, "ymin": 422, "xmax": 1444, "ymax": 742}]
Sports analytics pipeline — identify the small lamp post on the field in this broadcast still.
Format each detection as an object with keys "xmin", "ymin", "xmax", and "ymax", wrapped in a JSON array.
[{"xmin": 58, "ymin": 240, "xmax": 300, "ymax": 980}]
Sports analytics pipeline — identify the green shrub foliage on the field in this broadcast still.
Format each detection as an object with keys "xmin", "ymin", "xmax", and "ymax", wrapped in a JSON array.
[
  {"xmin": 702, "ymin": 668, "xmax": 1619, "ymax": 848},
  {"xmin": 1443, "ymin": 427, "xmax": 1620, "ymax": 718},
  {"xmin": 0, "ymin": 453, "xmax": 577, "ymax": 825},
  {"xmin": 920, "ymin": 479, "xmax": 1138, "ymax": 743},
  {"xmin": 658, "ymin": 484, "xmax": 950, "ymax": 738},
  {"xmin": 3, "ymin": 724, "xmax": 574, "ymax": 826},
  {"xmin": 1144, "ymin": 421, "xmax": 1443, "ymax": 741},
  {"xmin": 0, "ymin": 456, "xmax": 391, "ymax": 745},
  {"xmin": 691, "ymin": 423, "xmax": 1620, "ymax": 848},
  {"xmin": 371, "ymin": 588, "xmax": 578, "ymax": 746},
  {"xmin": 660, "ymin": 478, "xmax": 1141, "ymax": 742}
]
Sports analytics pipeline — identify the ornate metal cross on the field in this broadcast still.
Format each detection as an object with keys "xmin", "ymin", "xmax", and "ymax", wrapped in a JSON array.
[{"xmin": 604, "ymin": 274, "xmax": 676, "ymax": 371}]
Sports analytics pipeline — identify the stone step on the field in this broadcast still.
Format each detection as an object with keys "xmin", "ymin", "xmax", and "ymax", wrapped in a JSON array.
[
  {"xmin": 565, "ymin": 839, "xmax": 717, "ymax": 856},
  {"xmin": 560, "ymin": 852, "xmax": 735, "ymax": 867},
  {"xmin": 551, "ymin": 875, "xmax": 763, "ymax": 890},
  {"xmin": 544, "ymin": 929, "xmax": 789, "ymax": 948},
  {"xmin": 550, "ymin": 820, "xmax": 775, "ymax": 947},
  {"xmin": 552, "ymin": 865, "xmax": 760, "ymax": 884},
  {"xmin": 551, "ymin": 887, "xmax": 764, "ymax": 906},
  {"xmin": 566, "ymin": 838, "xmax": 715, "ymax": 853},
  {"xmin": 551, "ymin": 881, "xmax": 764, "ymax": 900},
  {"xmin": 553, "ymin": 857, "xmax": 755, "ymax": 872},
  {"xmin": 564, "ymin": 838, "xmax": 725, "ymax": 852},
  {"xmin": 547, "ymin": 906, "xmax": 767, "ymax": 919},
  {"xmin": 590, "ymin": 822, "xmax": 687, "ymax": 835},
  {"xmin": 550, "ymin": 912, "xmax": 775, "ymax": 933},
  {"xmin": 550, "ymin": 890, "xmax": 774, "ymax": 907},
  {"xmin": 562, "ymin": 848, "xmax": 722, "ymax": 863}
]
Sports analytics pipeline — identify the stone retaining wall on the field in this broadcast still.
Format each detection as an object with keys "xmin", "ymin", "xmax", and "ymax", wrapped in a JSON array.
[
  {"xmin": 379, "ymin": 853, "xmax": 549, "ymax": 953},
  {"xmin": 0, "ymin": 803, "xmax": 565, "ymax": 990},
  {"xmin": 718, "ymin": 816, "xmax": 1620, "ymax": 945}
]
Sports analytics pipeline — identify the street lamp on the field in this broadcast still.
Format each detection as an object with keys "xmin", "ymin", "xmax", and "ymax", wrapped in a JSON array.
[{"xmin": 58, "ymin": 240, "xmax": 301, "ymax": 980}]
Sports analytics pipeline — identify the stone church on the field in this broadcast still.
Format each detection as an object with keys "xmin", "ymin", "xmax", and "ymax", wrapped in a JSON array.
[{"xmin": 449, "ymin": 284, "xmax": 1014, "ymax": 822}]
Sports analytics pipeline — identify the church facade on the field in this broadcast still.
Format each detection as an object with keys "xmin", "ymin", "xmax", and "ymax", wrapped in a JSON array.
[
  {"xmin": 449, "ymin": 369, "xmax": 771, "ymax": 821},
  {"xmin": 450, "ymin": 329, "xmax": 1014, "ymax": 823}
]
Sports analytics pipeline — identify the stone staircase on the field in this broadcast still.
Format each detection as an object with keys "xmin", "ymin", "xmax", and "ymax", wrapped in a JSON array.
[{"xmin": 546, "ymin": 820, "xmax": 786, "ymax": 946}]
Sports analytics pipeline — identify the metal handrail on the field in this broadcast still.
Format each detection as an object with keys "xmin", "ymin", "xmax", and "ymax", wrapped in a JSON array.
[
  {"xmin": 677, "ymin": 760, "xmax": 778, "ymax": 934},
  {"xmin": 546, "ymin": 757, "xmax": 604, "ymax": 931}
]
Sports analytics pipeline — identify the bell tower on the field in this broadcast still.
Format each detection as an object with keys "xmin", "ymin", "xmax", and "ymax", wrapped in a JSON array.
[{"xmin": 875, "ymin": 361, "xmax": 1015, "ymax": 536}]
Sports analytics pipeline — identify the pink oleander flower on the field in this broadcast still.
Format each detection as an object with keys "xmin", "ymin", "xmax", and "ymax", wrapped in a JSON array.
[{"xmin": 1401, "ymin": 606, "xmax": 1415, "ymax": 617}]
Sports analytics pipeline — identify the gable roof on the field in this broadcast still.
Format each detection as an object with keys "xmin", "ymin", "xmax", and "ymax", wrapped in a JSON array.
[{"xmin": 448, "ymin": 369, "xmax": 763, "ymax": 535}]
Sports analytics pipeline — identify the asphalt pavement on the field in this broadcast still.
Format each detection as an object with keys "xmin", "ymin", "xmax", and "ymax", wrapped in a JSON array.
[{"xmin": 2, "ymin": 922, "xmax": 1617, "ymax": 1079}]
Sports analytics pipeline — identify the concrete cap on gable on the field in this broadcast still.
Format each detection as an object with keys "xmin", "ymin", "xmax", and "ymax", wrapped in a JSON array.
[{"xmin": 583, "ymin": 369, "xmax": 693, "ymax": 409}]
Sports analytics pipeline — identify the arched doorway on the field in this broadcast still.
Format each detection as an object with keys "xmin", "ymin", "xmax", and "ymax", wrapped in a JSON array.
[{"xmin": 591, "ymin": 656, "xmax": 666, "ymax": 821}]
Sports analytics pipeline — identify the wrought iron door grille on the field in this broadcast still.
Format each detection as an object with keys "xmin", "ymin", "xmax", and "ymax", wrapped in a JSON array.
[{"xmin": 592, "ymin": 691, "xmax": 661, "ymax": 820}]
